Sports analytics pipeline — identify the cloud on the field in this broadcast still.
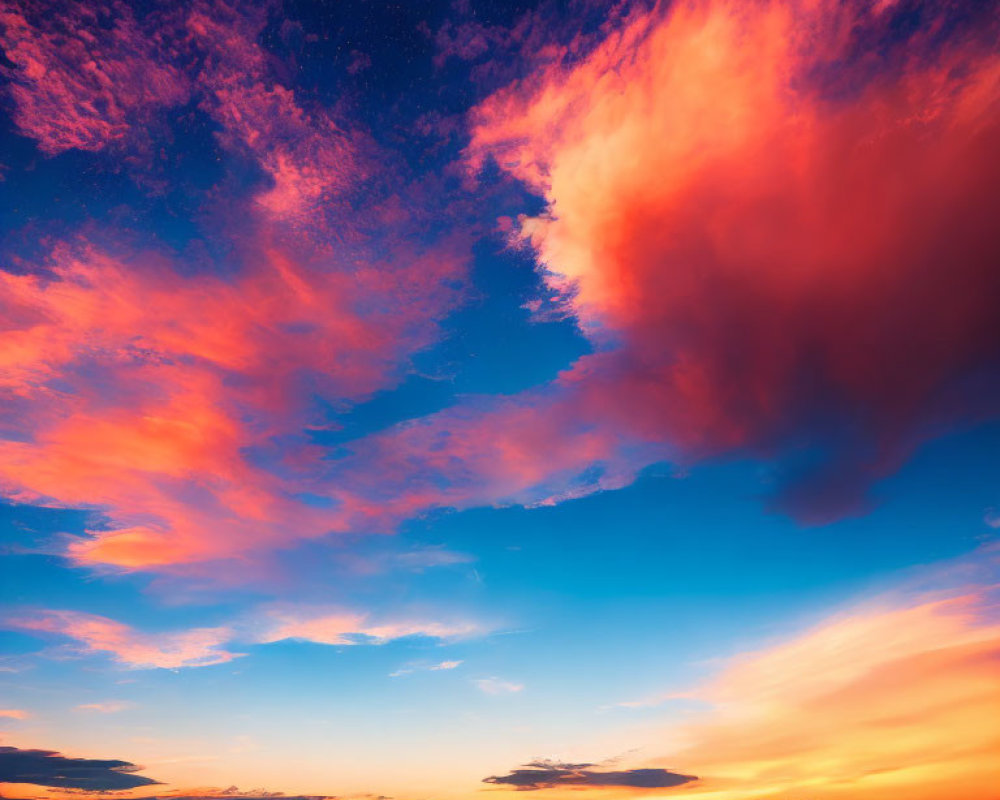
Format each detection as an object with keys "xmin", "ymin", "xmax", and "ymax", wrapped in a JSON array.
[
  {"xmin": 258, "ymin": 608, "xmax": 481, "ymax": 647},
  {"xmin": 6, "ymin": 610, "xmax": 241, "ymax": 669},
  {"xmin": 3, "ymin": 607, "xmax": 483, "ymax": 669},
  {"xmin": 389, "ymin": 659, "xmax": 463, "ymax": 678},
  {"xmin": 457, "ymin": 0, "xmax": 1000, "ymax": 521},
  {"xmin": 0, "ymin": 745, "xmax": 159, "ymax": 790},
  {"xmin": 3, "ymin": 0, "xmax": 997, "ymax": 583},
  {"xmin": 0, "ymin": 0, "xmax": 189, "ymax": 155},
  {"xmin": 0, "ymin": 709, "xmax": 30, "ymax": 720},
  {"xmin": 319, "ymin": 388, "xmax": 651, "ymax": 537},
  {"xmin": 280, "ymin": 0, "xmax": 1000, "ymax": 542},
  {"xmin": 0, "ymin": 237, "xmax": 462, "ymax": 571},
  {"xmin": 430, "ymin": 659, "xmax": 463, "ymax": 670},
  {"xmin": 0, "ymin": 0, "xmax": 472, "ymax": 575},
  {"xmin": 473, "ymin": 677, "xmax": 523, "ymax": 695},
  {"xmin": 483, "ymin": 760, "xmax": 696, "ymax": 791},
  {"xmin": 634, "ymin": 579, "xmax": 1000, "ymax": 798},
  {"xmin": 75, "ymin": 700, "xmax": 133, "ymax": 713}
]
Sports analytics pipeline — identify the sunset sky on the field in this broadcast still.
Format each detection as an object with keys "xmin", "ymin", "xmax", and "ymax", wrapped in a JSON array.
[{"xmin": 1, "ymin": 0, "xmax": 999, "ymax": 798}]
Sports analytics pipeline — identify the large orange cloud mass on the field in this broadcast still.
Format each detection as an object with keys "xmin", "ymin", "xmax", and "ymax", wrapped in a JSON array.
[{"xmin": 463, "ymin": 0, "xmax": 1000, "ymax": 519}]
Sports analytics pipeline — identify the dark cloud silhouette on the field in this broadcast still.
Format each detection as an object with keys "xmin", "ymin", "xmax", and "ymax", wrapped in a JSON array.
[
  {"xmin": 483, "ymin": 759, "xmax": 697, "ymax": 791},
  {"xmin": 0, "ymin": 745, "xmax": 159, "ymax": 790}
]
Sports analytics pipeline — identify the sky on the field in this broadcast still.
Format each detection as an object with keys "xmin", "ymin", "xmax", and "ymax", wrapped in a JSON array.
[{"xmin": 0, "ymin": 0, "xmax": 998, "ymax": 798}]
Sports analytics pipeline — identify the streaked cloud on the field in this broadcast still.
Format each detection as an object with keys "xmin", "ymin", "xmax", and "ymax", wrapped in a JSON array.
[
  {"xmin": 258, "ymin": 607, "xmax": 482, "ymax": 647},
  {"xmin": 75, "ymin": 701, "xmax": 133, "ymax": 713},
  {"xmin": 473, "ymin": 677, "xmax": 524, "ymax": 695},
  {"xmin": 6, "ymin": 610, "xmax": 241, "ymax": 670},
  {"xmin": 0, "ymin": 709, "xmax": 30, "ymax": 720},
  {"xmin": 0, "ymin": 0, "xmax": 471, "ymax": 575},
  {"xmin": 389, "ymin": 659, "xmax": 463, "ymax": 678},
  {"xmin": 631, "ymin": 581, "xmax": 1000, "ymax": 798}
]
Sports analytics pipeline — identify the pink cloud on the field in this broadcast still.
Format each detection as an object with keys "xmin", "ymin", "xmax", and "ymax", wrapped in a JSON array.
[
  {"xmin": 317, "ymin": 386, "xmax": 657, "ymax": 536},
  {"xmin": 287, "ymin": 0, "xmax": 1000, "ymax": 541},
  {"xmin": 0, "ymin": 0, "xmax": 472, "ymax": 573},
  {"xmin": 0, "ymin": 230, "xmax": 466, "ymax": 569},
  {"xmin": 10, "ymin": 610, "xmax": 241, "ymax": 669},
  {"xmin": 0, "ymin": 709, "xmax": 30, "ymax": 720},
  {"xmin": 75, "ymin": 701, "xmax": 132, "ymax": 713},
  {"xmin": 185, "ymin": 1, "xmax": 370, "ymax": 229},
  {"xmin": 0, "ymin": 0, "xmax": 188, "ymax": 154},
  {"xmin": 258, "ymin": 607, "xmax": 482, "ymax": 646}
]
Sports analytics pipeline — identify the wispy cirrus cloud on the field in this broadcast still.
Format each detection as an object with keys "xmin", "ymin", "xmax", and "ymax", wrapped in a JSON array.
[
  {"xmin": 473, "ymin": 677, "xmax": 523, "ymax": 695},
  {"xmin": 0, "ymin": 709, "xmax": 30, "ymax": 720},
  {"xmin": 6, "ymin": 610, "xmax": 241, "ymax": 670},
  {"xmin": 0, "ymin": 234, "xmax": 464, "ymax": 571},
  {"xmin": 4, "ymin": 606, "xmax": 485, "ymax": 668},
  {"xmin": 257, "ymin": 607, "xmax": 482, "ymax": 647},
  {"xmin": 389, "ymin": 659, "xmax": 463, "ymax": 678},
  {"xmin": 0, "ymin": 0, "xmax": 471, "ymax": 575},
  {"xmin": 75, "ymin": 700, "xmax": 133, "ymax": 713},
  {"xmin": 613, "ymin": 577, "xmax": 1000, "ymax": 799}
]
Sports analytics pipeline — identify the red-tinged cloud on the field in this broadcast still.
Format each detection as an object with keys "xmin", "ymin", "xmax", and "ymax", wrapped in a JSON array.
[
  {"xmin": 319, "ymin": 386, "xmax": 660, "ymax": 536},
  {"xmin": 185, "ymin": 1, "xmax": 370, "ymax": 229},
  {"xmin": 463, "ymin": 0, "xmax": 1000, "ymax": 519},
  {"xmin": 8, "ymin": 611, "xmax": 240, "ymax": 669},
  {"xmin": 649, "ymin": 585, "xmax": 1000, "ymax": 799},
  {"xmin": 0, "ymin": 230, "xmax": 465, "ymax": 569},
  {"xmin": 0, "ymin": 0, "xmax": 470, "ymax": 571},
  {"xmin": 0, "ymin": 0, "xmax": 189, "ymax": 155},
  {"xmin": 256, "ymin": 606, "xmax": 482, "ymax": 646}
]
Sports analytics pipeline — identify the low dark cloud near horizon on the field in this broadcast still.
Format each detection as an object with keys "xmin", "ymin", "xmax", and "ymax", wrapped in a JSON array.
[
  {"xmin": 483, "ymin": 759, "xmax": 697, "ymax": 790},
  {"xmin": 0, "ymin": 745, "xmax": 159, "ymax": 790},
  {"xmin": 0, "ymin": 747, "xmax": 374, "ymax": 800}
]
